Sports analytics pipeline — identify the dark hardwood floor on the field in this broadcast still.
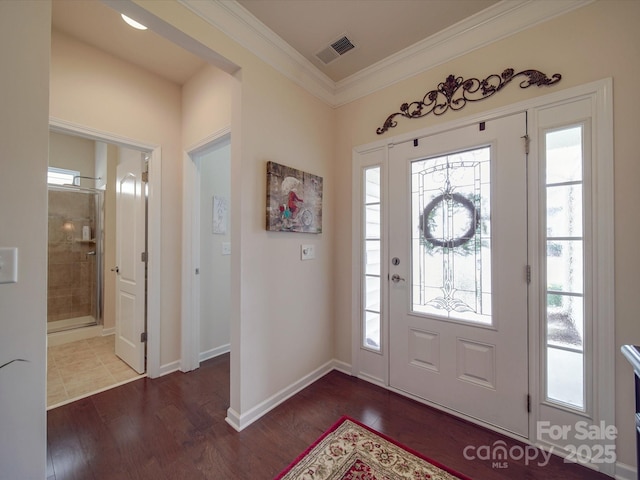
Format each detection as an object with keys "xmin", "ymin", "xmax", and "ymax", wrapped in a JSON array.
[{"xmin": 47, "ymin": 354, "xmax": 610, "ymax": 479}]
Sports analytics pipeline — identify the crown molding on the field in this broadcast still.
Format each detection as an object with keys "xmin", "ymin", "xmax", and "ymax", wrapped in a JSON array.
[
  {"xmin": 333, "ymin": 0, "xmax": 593, "ymax": 106},
  {"xmin": 179, "ymin": 0, "xmax": 336, "ymax": 104},
  {"xmin": 180, "ymin": 0, "xmax": 593, "ymax": 108}
]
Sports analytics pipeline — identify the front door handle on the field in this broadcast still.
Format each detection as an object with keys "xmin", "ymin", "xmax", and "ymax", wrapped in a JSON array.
[{"xmin": 391, "ymin": 274, "xmax": 405, "ymax": 283}]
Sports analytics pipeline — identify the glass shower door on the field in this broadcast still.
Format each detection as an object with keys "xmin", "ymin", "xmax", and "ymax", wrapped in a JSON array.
[{"xmin": 47, "ymin": 185, "xmax": 103, "ymax": 333}]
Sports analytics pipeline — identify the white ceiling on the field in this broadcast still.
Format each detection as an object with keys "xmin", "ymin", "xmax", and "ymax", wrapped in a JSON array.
[
  {"xmin": 51, "ymin": 0, "xmax": 589, "ymax": 105},
  {"xmin": 51, "ymin": 0, "xmax": 206, "ymax": 85},
  {"xmin": 235, "ymin": 0, "xmax": 499, "ymax": 82},
  {"xmin": 52, "ymin": 0, "xmax": 500, "ymax": 85}
]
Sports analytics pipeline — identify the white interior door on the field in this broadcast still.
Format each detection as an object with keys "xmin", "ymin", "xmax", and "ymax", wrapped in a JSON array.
[
  {"xmin": 115, "ymin": 153, "xmax": 146, "ymax": 374},
  {"xmin": 388, "ymin": 113, "xmax": 529, "ymax": 436}
]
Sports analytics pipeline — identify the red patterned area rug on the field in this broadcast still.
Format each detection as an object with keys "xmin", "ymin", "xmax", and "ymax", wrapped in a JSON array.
[{"xmin": 275, "ymin": 416, "xmax": 472, "ymax": 480}]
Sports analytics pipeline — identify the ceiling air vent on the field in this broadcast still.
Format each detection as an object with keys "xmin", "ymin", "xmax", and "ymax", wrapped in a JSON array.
[{"xmin": 315, "ymin": 35, "xmax": 356, "ymax": 65}]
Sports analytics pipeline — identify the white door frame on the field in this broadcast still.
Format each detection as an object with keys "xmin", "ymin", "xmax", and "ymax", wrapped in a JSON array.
[
  {"xmin": 527, "ymin": 81, "xmax": 615, "ymax": 476},
  {"xmin": 49, "ymin": 117, "xmax": 162, "ymax": 378},
  {"xmin": 181, "ymin": 127, "xmax": 231, "ymax": 372},
  {"xmin": 351, "ymin": 79, "xmax": 614, "ymax": 462}
]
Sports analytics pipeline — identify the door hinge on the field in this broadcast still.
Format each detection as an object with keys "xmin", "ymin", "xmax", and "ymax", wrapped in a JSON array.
[
  {"xmin": 141, "ymin": 171, "xmax": 149, "ymax": 183},
  {"xmin": 521, "ymin": 134, "xmax": 530, "ymax": 155},
  {"xmin": 141, "ymin": 251, "xmax": 147, "ymax": 263},
  {"xmin": 527, "ymin": 394, "xmax": 531, "ymax": 413},
  {"xmin": 140, "ymin": 331, "xmax": 148, "ymax": 343},
  {"xmin": 526, "ymin": 265, "xmax": 531, "ymax": 284}
]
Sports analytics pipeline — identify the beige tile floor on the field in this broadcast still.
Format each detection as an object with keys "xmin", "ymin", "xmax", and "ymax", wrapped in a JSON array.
[{"xmin": 47, "ymin": 335, "xmax": 143, "ymax": 408}]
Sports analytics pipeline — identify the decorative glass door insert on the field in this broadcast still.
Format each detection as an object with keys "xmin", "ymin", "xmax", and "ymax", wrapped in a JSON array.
[
  {"xmin": 389, "ymin": 113, "xmax": 529, "ymax": 436},
  {"xmin": 411, "ymin": 147, "xmax": 491, "ymax": 325}
]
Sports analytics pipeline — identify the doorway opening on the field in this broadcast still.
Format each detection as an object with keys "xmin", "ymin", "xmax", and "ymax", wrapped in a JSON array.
[
  {"xmin": 182, "ymin": 132, "xmax": 232, "ymax": 372},
  {"xmin": 48, "ymin": 0, "xmax": 239, "ymax": 416},
  {"xmin": 46, "ymin": 126, "xmax": 157, "ymax": 408}
]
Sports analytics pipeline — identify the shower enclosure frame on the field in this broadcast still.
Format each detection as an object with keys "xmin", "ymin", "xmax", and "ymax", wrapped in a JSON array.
[{"xmin": 47, "ymin": 183, "xmax": 104, "ymax": 334}]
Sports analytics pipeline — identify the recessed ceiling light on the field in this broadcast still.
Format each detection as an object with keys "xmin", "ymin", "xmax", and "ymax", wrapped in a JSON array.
[{"xmin": 121, "ymin": 14, "xmax": 147, "ymax": 30}]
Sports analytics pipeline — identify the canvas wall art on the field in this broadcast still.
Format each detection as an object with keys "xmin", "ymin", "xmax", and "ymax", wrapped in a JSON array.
[
  {"xmin": 212, "ymin": 195, "xmax": 228, "ymax": 234},
  {"xmin": 266, "ymin": 161, "xmax": 323, "ymax": 233}
]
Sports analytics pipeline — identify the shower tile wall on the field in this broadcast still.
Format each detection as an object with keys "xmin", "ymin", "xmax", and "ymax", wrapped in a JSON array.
[{"xmin": 48, "ymin": 190, "xmax": 97, "ymax": 324}]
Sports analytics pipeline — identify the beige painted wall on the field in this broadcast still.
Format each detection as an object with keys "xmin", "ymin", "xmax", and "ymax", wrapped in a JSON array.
[
  {"xmin": 50, "ymin": 29, "xmax": 184, "ymax": 368},
  {"xmin": 0, "ymin": 1, "xmax": 50, "ymax": 478},
  {"xmin": 182, "ymin": 64, "xmax": 232, "ymax": 149},
  {"xmin": 233, "ymin": 63, "xmax": 336, "ymax": 413},
  {"xmin": 334, "ymin": 0, "xmax": 640, "ymax": 468},
  {"xmin": 137, "ymin": 0, "xmax": 337, "ymax": 415},
  {"xmin": 49, "ymin": 131, "xmax": 96, "ymax": 183},
  {"xmin": 51, "ymin": 0, "xmax": 337, "ymax": 420}
]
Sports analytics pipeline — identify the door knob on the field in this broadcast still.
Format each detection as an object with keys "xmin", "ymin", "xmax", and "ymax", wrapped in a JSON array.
[
  {"xmin": 111, "ymin": 266, "xmax": 120, "ymax": 274},
  {"xmin": 391, "ymin": 274, "xmax": 405, "ymax": 283}
]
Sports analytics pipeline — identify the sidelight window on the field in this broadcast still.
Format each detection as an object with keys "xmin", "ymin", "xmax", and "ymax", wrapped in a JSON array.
[
  {"xmin": 362, "ymin": 167, "xmax": 381, "ymax": 351},
  {"xmin": 544, "ymin": 125, "xmax": 586, "ymax": 410}
]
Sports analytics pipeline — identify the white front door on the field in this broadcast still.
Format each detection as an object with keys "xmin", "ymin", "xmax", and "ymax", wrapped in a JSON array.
[
  {"xmin": 388, "ymin": 113, "xmax": 529, "ymax": 436},
  {"xmin": 115, "ymin": 153, "xmax": 146, "ymax": 374}
]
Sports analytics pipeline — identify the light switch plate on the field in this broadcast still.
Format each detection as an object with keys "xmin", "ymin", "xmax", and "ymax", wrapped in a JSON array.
[
  {"xmin": 301, "ymin": 244, "xmax": 315, "ymax": 260},
  {"xmin": 222, "ymin": 242, "xmax": 231, "ymax": 255},
  {"xmin": 0, "ymin": 247, "xmax": 18, "ymax": 284}
]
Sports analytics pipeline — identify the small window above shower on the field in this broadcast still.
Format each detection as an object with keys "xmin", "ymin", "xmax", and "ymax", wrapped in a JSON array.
[{"xmin": 48, "ymin": 167, "xmax": 80, "ymax": 186}]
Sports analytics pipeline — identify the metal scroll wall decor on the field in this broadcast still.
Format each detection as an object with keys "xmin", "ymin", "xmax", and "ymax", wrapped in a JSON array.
[{"xmin": 376, "ymin": 68, "xmax": 561, "ymax": 135}]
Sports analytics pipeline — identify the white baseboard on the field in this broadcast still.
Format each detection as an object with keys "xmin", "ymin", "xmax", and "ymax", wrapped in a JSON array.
[
  {"xmin": 357, "ymin": 372, "xmax": 386, "ymax": 388},
  {"xmin": 101, "ymin": 327, "xmax": 115, "ymax": 336},
  {"xmin": 616, "ymin": 462, "xmax": 637, "ymax": 480},
  {"xmin": 225, "ymin": 359, "xmax": 339, "ymax": 432},
  {"xmin": 200, "ymin": 344, "xmax": 230, "ymax": 362},
  {"xmin": 225, "ymin": 407, "xmax": 242, "ymax": 431},
  {"xmin": 158, "ymin": 360, "xmax": 181, "ymax": 377},
  {"xmin": 332, "ymin": 359, "xmax": 352, "ymax": 376},
  {"xmin": 222, "ymin": 358, "xmax": 636, "ymax": 480}
]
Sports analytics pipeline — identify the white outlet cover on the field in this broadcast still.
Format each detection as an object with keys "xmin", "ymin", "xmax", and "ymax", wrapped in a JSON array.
[
  {"xmin": 0, "ymin": 247, "xmax": 18, "ymax": 284},
  {"xmin": 301, "ymin": 244, "xmax": 315, "ymax": 260}
]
